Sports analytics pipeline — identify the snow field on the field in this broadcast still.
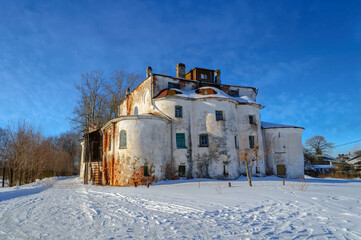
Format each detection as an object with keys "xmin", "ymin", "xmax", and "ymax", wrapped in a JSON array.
[{"xmin": 0, "ymin": 176, "xmax": 361, "ymax": 239}]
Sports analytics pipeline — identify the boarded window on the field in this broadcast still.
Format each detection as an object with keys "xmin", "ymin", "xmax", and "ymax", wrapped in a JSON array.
[
  {"xmin": 229, "ymin": 90, "xmax": 239, "ymax": 97},
  {"xmin": 277, "ymin": 165, "xmax": 286, "ymax": 176},
  {"xmin": 175, "ymin": 106, "xmax": 182, "ymax": 118},
  {"xmin": 143, "ymin": 166, "xmax": 150, "ymax": 176},
  {"xmin": 199, "ymin": 134, "xmax": 209, "ymax": 147},
  {"xmin": 178, "ymin": 165, "xmax": 186, "ymax": 177},
  {"xmin": 168, "ymin": 82, "xmax": 180, "ymax": 89},
  {"xmin": 176, "ymin": 133, "xmax": 186, "ymax": 149},
  {"xmin": 119, "ymin": 130, "xmax": 126, "ymax": 148},
  {"xmin": 215, "ymin": 111, "xmax": 223, "ymax": 121},
  {"xmin": 249, "ymin": 136, "xmax": 255, "ymax": 149}
]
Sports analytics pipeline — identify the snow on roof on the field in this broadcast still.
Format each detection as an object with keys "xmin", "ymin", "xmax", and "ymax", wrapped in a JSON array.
[
  {"xmin": 311, "ymin": 165, "xmax": 336, "ymax": 169},
  {"xmin": 157, "ymin": 86, "xmax": 259, "ymax": 105},
  {"xmin": 347, "ymin": 158, "xmax": 361, "ymax": 165},
  {"xmin": 261, "ymin": 121, "xmax": 304, "ymax": 129}
]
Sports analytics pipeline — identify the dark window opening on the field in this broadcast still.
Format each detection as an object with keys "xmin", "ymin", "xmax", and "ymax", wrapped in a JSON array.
[
  {"xmin": 249, "ymin": 136, "xmax": 255, "ymax": 149},
  {"xmin": 143, "ymin": 166, "xmax": 150, "ymax": 176},
  {"xmin": 199, "ymin": 134, "xmax": 209, "ymax": 147},
  {"xmin": 249, "ymin": 115, "xmax": 255, "ymax": 124},
  {"xmin": 108, "ymin": 134, "xmax": 112, "ymax": 151},
  {"xmin": 175, "ymin": 106, "xmax": 183, "ymax": 118},
  {"xmin": 178, "ymin": 165, "xmax": 186, "ymax": 177},
  {"xmin": 168, "ymin": 82, "xmax": 180, "ymax": 89},
  {"xmin": 229, "ymin": 90, "xmax": 239, "ymax": 97},
  {"xmin": 176, "ymin": 133, "xmax": 186, "ymax": 148},
  {"xmin": 223, "ymin": 165, "xmax": 228, "ymax": 176},
  {"xmin": 235, "ymin": 135, "xmax": 238, "ymax": 149},
  {"xmin": 215, "ymin": 111, "xmax": 223, "ymax": 121}
]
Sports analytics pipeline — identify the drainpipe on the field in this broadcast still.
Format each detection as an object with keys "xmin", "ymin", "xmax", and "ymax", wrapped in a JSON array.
[{"xmin": 150, "ymin": 75, "xmax": 174, "ymax": 177}]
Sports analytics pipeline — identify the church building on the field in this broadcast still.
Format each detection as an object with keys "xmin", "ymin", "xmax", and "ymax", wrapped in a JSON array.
[{"xmin": 80, "ymin": 63, "xmax": 304, "ymax": 186}]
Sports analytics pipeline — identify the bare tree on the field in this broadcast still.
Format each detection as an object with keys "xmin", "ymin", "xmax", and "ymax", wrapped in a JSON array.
[
  {"xmin": 305, "ymin": 135, "xmax": 335, "ymax": 155},
  {"xmin": 70, "ymin": 70, "xmax": 108, "ymax": 136},
  {"xmin": 239, "ymin": 137, "xmax": 271, "ymax": 187},
  {"xmin": 105, "ymin": 69, "xmax": 140, "ymax": 120},
  {"xmin": 70, "ymin": 69, "xmax": 140, "ymax": 137}
]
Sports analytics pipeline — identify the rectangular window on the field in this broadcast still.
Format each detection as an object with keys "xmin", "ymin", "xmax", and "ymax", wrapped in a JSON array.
[
  {"xmin": 249, "ymin": 115, "xmax": 256, "ymax": 124},
  {"xmin": 215, "ymin": 111, "xmax": 223, "ymax": 121},
  {"xmin": 249, "ymin": 136, "xmax": 255, "ymax": 149},
  {"xmin": 199, "ymin": 134, "xmax": 209, "ymax": 147},
  {"xmin": 108, "ymin": 134, "xmax": 112, "ymax": 151},
  {"xmin": 168, "ymin": 82, "xmax": 180, "ymax": 89},
  {"xmin": 175, "ymin": 106, "xmax": 183, "ymax": 118},
  {"xmin": 235, "ymin": 135, "xmax": 239, "ymax": 149},
  {"xmin": 229, "ymin": 90, "xmax": 239, "ymax": 97},
  {"xmin": 143, "ymin": 166, "xmax": 150, "ymax": 176},
  {"xmin": 176, "ymin": 133, "xmax": 186, "ymax": 149},
  {"xmin": 178, "ymin": 165, "xmax": 186, "ymax": 177},
  {"xmin": 201, "ymin": 74, "xmax": 208, "ymax": 80}
]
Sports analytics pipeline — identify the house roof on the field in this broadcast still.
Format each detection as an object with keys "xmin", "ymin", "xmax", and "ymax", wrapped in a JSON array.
[
  {"xmin": 154, "ymin": 86, "xmax": 263, "ymax": 107},
  {"xmin": 261, "ymin": 121, "xmax": 304, "ymax": 129},
  {"xmin": 311, "ymin": 165, "xmax": 335, "ymax": 169}
]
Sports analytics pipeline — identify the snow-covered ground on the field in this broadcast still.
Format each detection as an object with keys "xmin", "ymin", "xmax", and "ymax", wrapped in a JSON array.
[{"xmin": 0, "ymin": 176, "xmax": 361, "ymax": 239}]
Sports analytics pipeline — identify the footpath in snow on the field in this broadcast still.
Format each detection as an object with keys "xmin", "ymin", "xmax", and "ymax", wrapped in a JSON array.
[{"xmin": 0, "ymin": 176, "xmax": 361, "ymax": 239}]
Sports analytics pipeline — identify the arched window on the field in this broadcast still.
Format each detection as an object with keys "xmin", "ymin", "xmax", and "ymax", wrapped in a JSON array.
[
  {"xmin": 143, "ymin": 90, "xmax": 149, "ymax": 104},
  {"xmin": 134, "ymin": 106, "xmax": 138, "ymax": 115},
  {"xmin": 119, "ymin": 130, "xmax": 127, "ymax": 148}
]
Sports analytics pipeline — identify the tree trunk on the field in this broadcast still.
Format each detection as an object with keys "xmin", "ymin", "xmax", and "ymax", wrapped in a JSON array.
[{"xmin": 245, "ymin": 160, "xmax": 252, "ymax": 187}]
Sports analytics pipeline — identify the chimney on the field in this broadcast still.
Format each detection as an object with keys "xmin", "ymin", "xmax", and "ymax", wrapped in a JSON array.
[
  {"xmin": 215, "ymin": 69, "xmax": 221, "ymax": 84},
  {"xmin": 176, "ymin": 63, "xmax": 186, "ymax": 78},
  {"xmin": 146, "ymin": 66, "xmax": 152, "ymax": 78}
]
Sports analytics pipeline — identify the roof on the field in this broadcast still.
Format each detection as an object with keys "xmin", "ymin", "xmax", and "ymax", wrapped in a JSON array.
[
  {"xmin": 261, "ymin": 121, "xmax": 304, "ymax": 129},
  {"xmin": 311, "ymin": 165, "xmax": 336, "ymax": 169},
  {"xmin": 155, "ymin": 86, "xmax": 262, "ymax": 107}
]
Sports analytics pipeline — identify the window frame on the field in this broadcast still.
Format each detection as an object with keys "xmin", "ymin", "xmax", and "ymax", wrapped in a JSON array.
[
  {"xmin": 119, "ymin": 130, "xmax": 127, "ymax": 149},
  {"xmin": 249, "ymin": 135, "xmax": 255, "ymax": 149},
  {"xmin": 175, "ymin": 105, "xmax": 183, "ymax": 118},
  {"xmin": 168, "ymin": 82, "xmax": 180, "ymax": 89},
  {"xmin": 249, "ymin": 115, "xmax": 256, "ymax": 125},
  {"xmin": 215, "ymin": 110, "xmax": 224, "ymax": 121},
  {"xmin": 178, "ymin": 165, "xmax": 186, "ymax": 177},
  {"xmin": 176, "ymin": 133, "xmax": 187, "ymax": 149},
  {"xmin": 229, "ymin": 90, "xmax": 239, "ymax": 97},
  {"xmin": 201, "ymin": 74, "xmax": 208, "ymax": 80},
  {"xmin": 199, "ymin": 134, "xmax": 209, "ymax": 147},
  {"xmin": 143, "ymin": 166, "xmax": 150, "ymax": 176}
]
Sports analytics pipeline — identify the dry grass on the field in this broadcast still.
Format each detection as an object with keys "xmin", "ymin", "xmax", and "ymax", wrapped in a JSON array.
[{"xmin": 290, "ymin": 178, "xmax": 309, "ymax": 192}]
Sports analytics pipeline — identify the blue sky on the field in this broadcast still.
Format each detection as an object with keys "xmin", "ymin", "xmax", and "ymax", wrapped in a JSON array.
[{"xmin": 0, "ymin": 0, "xmax": 360, "ymax": 155}]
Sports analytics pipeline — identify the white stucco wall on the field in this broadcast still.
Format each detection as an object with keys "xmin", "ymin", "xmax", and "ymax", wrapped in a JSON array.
[
  {"xmin": 236, "ymin": 105, "xmax": 266, "ymax": 175},
  {"xmin": 79, "ymin": 141, "xmax": 85, "ymax": 178},
  {"xmin": 263, "ymin": 127, "xmax": 304, "ymax": 178},
  {"xmin": 102, "ymin": 115, "xmax": 170, "ymax": 186},
  {"xmin": 154, "ymin": 96, "xmax": 265, "ymax": 179}
]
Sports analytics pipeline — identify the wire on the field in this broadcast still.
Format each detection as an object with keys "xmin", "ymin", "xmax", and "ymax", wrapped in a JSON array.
[{"xmin": 334, "ymin": 139, "xmax": 361, "ymax": 148}]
